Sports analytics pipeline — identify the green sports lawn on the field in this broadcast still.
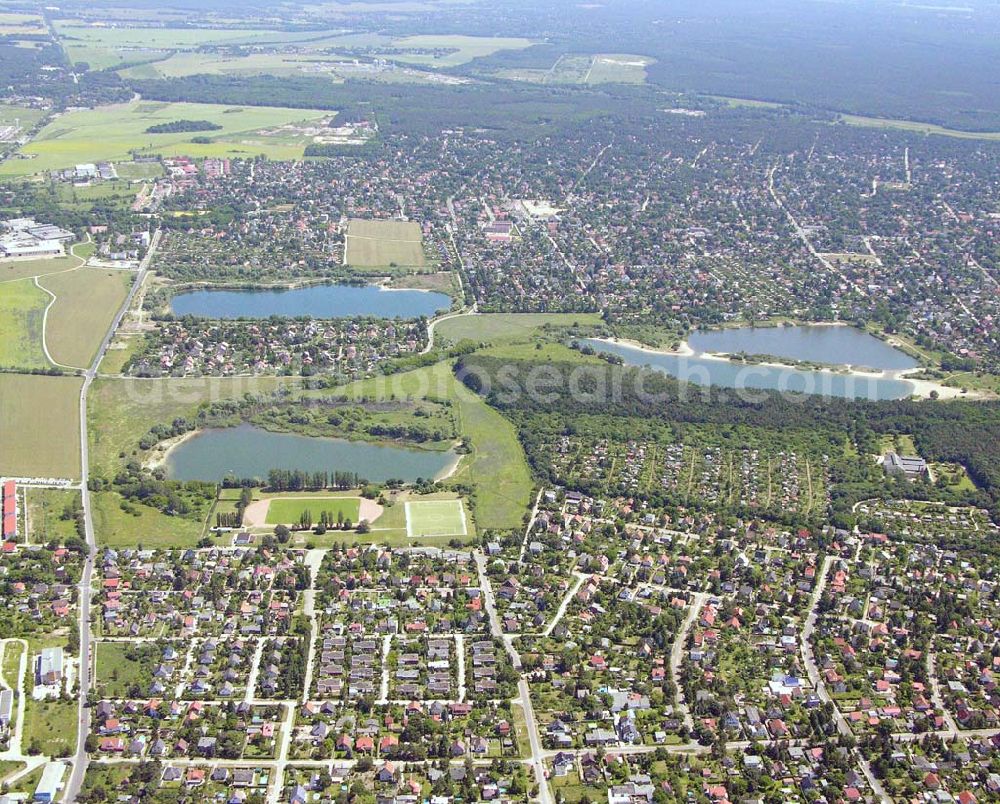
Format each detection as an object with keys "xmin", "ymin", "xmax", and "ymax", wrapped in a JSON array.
[
  {"xmin": 405, "ymin": 499, "xmax": 467, "ymax": 538},
  {"xmin": 265, "ymin": 496, "xmax": 360, "ymax": 525},
  {"xmin": 344, "ymin": 219, "xmax": 426, "ymax": 269}
]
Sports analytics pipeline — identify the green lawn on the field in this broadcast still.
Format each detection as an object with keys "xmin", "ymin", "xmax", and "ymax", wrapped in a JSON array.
[
  {"xmin": 336, "ymin": 361, "xmax": 533, "ymax": 530},
  {"xmin": 92, "ymin": 491, "xmax": 207, "ymax": 549},
  {"xmin": 265, "ymin": 496, "xmax": 360, "ymax": 525},
  {"xmin": 94, "ymin": 641, "xmax": 154, "ymax": 698},
  {"xmin": 6, "ymin": 763, "xmax": 42, "ymax": 795},
  {"xmin": 0, "ymin": 99, "xmax": 330, "ymax": 176},
  {"xmin": 24, "ymin": 697, "xmax": 77, "ymax": 757},
  {"xmin": 405, "ymin": 498, "xmax": 467, "ymax": 537},
  {"xmin": 0, "ymin": 760, "xmax": 26, "ymax": 785},
  {"xmin": 114, "ymin": 160, "xmax": 165, "ymax": 181},
  {"xmin": 25, "ymin": 488, "xmax": 82, "ymax": 545},
  {"xmin": 435, "ymin": 312, "xmax": 604, "ymax": 345},
  {"xmin": 0, "ymin": 254, "xmax": 81, "ymax": 283}
]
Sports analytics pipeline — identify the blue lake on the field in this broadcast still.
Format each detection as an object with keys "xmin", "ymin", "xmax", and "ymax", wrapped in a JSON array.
[
  {"xmin": 583, "ymin": 339, "xmax": 915, "ymax": 401},
  {"xmin": 166, "ymin": 424, "xmax": 456, "ymax": 483},
  {"xmin": 170, "ymin": 284, "xmax": 452, "ymax": 319},
  {"xmin": 688, "ymin": 325, "xmax": 916, "ymax": 371}
]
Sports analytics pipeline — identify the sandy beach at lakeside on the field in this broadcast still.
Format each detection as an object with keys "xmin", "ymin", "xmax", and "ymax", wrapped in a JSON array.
[{"xmin": 593, "ymin": 337, "xmax": 967, "ymax": 400}]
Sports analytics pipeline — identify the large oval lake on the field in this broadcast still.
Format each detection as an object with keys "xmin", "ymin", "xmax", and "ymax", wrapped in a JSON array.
[
  {"xmin": 583, "ymin": 339, "xmax": 915, "ymax": 401},
  {"xmin": 170, "ymin": 284, "xmax": 452, "ymax": 319},
  {"xmin": 688, "ymin": 325, "xmax": 916, "ymax": 371},
  {"xmin": 166, "ymin": 425, "xmax": 457, "ymax": 483}
]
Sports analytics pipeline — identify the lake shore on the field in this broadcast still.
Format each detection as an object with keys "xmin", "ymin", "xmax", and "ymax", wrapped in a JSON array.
[
  {"xmin": 593, "ymin": 337, "xmax": 966, "ymax": 400},
  {"xmin": 143, "ymin": 429, "xmax": 199, "ymax": 473}
]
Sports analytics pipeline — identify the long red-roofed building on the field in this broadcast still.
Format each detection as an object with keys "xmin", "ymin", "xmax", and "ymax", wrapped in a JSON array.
[{"xmin": 2, "ymin": 479, "xmax": 17, "ymax": 540}]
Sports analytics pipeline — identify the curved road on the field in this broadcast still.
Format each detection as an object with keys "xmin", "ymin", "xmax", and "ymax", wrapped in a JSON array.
[{"xmin": 65, "ymin": 230, "xmax": 159, "ymax": 803}]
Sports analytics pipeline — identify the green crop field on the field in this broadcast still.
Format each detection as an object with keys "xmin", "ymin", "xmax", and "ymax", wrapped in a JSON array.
[
  {"xmin": 345, "ymin": 219, "xmax": 427, "ymax": 269},
  {"xmin": 0, "ymin": 100, "xmax": 330, "ymax": 176},
  {"xmin": 39, "ymin": 267, "xmax": 133, "ymax": 369},
  {"xmin": 0, "ymin": 278, "xmax": 49, "ymax": 369},
  {"xmin": 405, "ymin": 498, "xmax": 467, "ymax": 537},
  {"xmin": 265, "ymin": 496, "xmax": 361, "ymax": 525},
  {"xmin": 0, "ymin": 373, "xmax": 82, "ymax": 478},
  {"xmin": 0, "ymin": 12, "xmax": 46, "ymax": 35}
]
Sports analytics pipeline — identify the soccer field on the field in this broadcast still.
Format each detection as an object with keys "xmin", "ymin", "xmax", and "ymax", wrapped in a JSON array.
[
  {"xmin": 265, "ymin": 497, "xmax": 361, "ymax": 525},
  {"xmin": 344, "ymin": 219, "xmax": 426, "ymax": 269},
  {"xmin": 405, "ymin": 499, "xmax": 468, "ymax": 538}
]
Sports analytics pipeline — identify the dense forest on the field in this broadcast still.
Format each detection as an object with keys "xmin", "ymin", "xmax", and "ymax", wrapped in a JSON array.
[
  {"xmin": 127, "ymin": 75, "xmax": 661, "ymax": 139},
  {"xmin": 455, "ymin": 355, "xmax": 1000, "ymax": 524}
]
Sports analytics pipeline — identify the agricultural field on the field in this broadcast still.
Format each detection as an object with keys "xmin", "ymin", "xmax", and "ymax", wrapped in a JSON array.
[
  {"xmin": 0, "ymin": 100, "xmax": 330, "ymax": 176},
  {"xmin": 54, "ymin": 21, "xmax": 286, "ymax": 68},
  {"xmin": 0, "ymin": 373, "xmax": 82, "ymax": 479},
  {"xmin": 500, "ymin": 53, "xmax": 654, "ymax": 85},
  {"xmin": 38, "ymin": 267, "xmax": 133, "ymax": 369},
  {"xmin": 0, "ymin": 12, "xmax": 46, "ymax": 35},
  {"xmin": 344, "ymin": 218, "xmax": 427, "ymax": 269},
  {"xmin": 405, "ymin": 498, "xmax": 467, "ymax": 537},
  {"xmin": 0, "ymin": 278, "xmax": 49, "ymax": 369}
]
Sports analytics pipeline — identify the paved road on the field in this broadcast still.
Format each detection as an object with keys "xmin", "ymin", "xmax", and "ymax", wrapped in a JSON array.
[
  {"xmin": 801, "ymin": 555, "xmax": 891, "ymax": 804},
  {"xmin": 65, "ymin": 230, "xmax": 160, "ymax": 803},
  {"xmin": 542, "ymin": 573, "xmax": 586, "ymax": 638},
  {"xmin": 0, "ymin": 639, "xmax": 30, "ymax": 762},
  {"xmin": 474, "ymin": 551, "xmax": 550, "ymax": 802},
  {"xmin": 517, "ymin": 678, "xmax": 552, "ymax": 804},
  {"xmin": 671, "ymin": 592, "xmax": 708, "ymax": 731},
  {"xmin": 420, "ymin": 303, "xmax": 477, "ymax": 355}
]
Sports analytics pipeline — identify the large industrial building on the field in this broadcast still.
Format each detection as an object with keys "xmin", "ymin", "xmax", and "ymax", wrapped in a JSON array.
[{"xmin": 0, "ymin": 218, "xmax": 74, "ymax": 259}]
